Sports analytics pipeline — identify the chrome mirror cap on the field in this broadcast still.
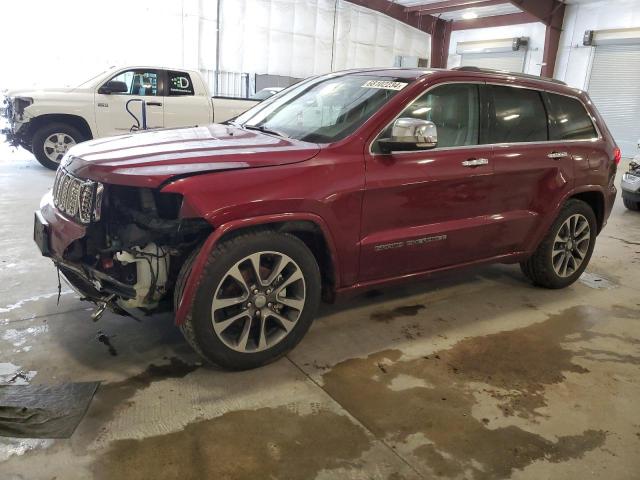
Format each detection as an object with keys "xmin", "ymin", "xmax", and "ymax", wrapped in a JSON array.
[{"xmin": 378, "ymin": 118, "xmax": 438, "ymax": 153}]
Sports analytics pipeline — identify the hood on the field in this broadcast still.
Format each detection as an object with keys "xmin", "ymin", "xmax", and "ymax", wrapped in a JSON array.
[
  {"xmin": 65, "ymin": 124, "xmax": 321, "ymax": 187},
  {"xmin": 5, "ymin": 87, "xmax": 89, "ymax": 98}
]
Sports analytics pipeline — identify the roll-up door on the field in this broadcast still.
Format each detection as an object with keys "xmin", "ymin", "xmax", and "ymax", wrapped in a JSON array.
[
  {"xmin": 460, "ymin": 50, "xmax": 526, "ymax": 72},
  {"xmin": 587, "ymin": 44, "xmax": 640, "ymax": 156}
]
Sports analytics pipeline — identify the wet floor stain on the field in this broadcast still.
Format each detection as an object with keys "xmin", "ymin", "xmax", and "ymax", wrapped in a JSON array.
[
  {"xmin": 92, "ymin": 406, "xmax": 371, "ymax": 480},
  {"xmin": 321, "ymin": 305, "xmax": 640, "ymax": 478},
  {"xmin": 372, "ymin": 304, "xmax": 426, "ymax": 323},
  {"xmin": 86, "ymin": 357, "xmax": 200, "ymax": 429}
]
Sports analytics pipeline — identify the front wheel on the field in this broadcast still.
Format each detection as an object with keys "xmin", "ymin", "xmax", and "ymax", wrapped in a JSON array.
[
  {"xmin": 31, "ymin": 123, "xmax": 83, "ymax": 170},
  {"xmin": 520, "ymin": 199, "xmax": 597, "ymax": 289},
  {"xmin": 176, "ymin": 230, "xmax": 321, "ymax": 370}
]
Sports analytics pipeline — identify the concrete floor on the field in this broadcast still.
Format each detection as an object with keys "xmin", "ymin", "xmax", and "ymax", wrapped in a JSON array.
[{"xmin": 0, "ymin": 144, "xmax": 639, "ymax": 480}]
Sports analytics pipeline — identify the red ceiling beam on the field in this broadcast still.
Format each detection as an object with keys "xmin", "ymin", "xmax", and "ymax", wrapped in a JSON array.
[
  {"xmin": 343, "ymin": 0, "xmax": 437, "ymax": 34},
  {"xmin": 451, "ymin": 11, "xmax": 537, "ymax": 30},
  {"xmin": 407, "ymin": 0, "xmax": 508, "ymax": 15},
  {"xmin": 508, "ymin": 0, "xmax": 563, "ymax": 27}
]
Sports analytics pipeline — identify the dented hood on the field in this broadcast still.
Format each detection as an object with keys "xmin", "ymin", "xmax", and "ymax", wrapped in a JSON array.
[{"xmin": 65, "ymin": 124, "xmax": 321, "ymax": 187}]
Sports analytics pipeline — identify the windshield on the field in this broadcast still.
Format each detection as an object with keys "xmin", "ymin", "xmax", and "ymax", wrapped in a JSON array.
[
  {"xmin": 235, "ymin": 74, "xmax": 412, "ymax": 143},
  {"xmin": 76, "ymin": 67, "xmax": 118, "ymax": 88}
]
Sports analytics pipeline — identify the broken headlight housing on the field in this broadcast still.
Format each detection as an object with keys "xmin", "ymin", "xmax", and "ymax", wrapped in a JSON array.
[{"xmin": 53, "ymin": 168, "xmax": 104, "ymax": 224}]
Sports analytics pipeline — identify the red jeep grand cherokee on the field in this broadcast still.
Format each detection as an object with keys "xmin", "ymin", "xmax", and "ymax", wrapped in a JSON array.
[{"xmin": 34, "ymin": 67, "xmax": 618, "ymax": 369}]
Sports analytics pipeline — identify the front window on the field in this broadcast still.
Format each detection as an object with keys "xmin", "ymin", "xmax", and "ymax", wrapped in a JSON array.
[
  {"xmin": 234, "ymin": 74, "xmax": 413, "ymax": 143},
  {"xmin": 106, "ymin": 69, "xmax": 159, "ymax": 96}
]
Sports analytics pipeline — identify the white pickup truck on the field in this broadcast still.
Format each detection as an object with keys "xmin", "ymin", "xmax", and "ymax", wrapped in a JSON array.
[{"xmin": 1, "ymin": 66, "xmax": 260, "ymax": 169}]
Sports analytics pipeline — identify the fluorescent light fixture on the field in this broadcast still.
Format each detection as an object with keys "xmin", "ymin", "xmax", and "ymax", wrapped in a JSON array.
[
  {"xmin": 412, "ymin": 107, "xmax": 432, "ymax": 115},
  {"xmin": 462, "ymin": 11, "xmax": 478, "ymax": 20},
  {"xmin": 503, "ymin": 114, "xmax": 520, "ymax": 121}
]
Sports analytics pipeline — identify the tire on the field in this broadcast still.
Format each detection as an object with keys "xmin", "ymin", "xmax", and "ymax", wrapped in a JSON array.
[
  {"xmin": 520, "ymin": 199, "xmax": 597, "ymax": 289},
  {"xmin": 623, "ymin": 197, "xmax": 640, "ymax": 211},
  {"xmin": 31, "ymin": 122, "xmax": 84, "ymax": 170},
  {"xmin": 174, "ymin": 230, "xmax": 321, "ymax": 370}
]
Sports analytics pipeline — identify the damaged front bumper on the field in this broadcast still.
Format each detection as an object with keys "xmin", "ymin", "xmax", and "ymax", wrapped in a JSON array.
[
  {"xmin": 1, "ymin": 96, "xmax": 32, "ymax": 147},
  {"xmin": 34, "ymin": 192, "xmax": 136, "ymax": 304}
]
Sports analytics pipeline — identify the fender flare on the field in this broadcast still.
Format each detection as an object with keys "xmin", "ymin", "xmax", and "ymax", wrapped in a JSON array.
[{"xmin": 174, "ymin": 212, "xmax": 340, "ymax": 325}]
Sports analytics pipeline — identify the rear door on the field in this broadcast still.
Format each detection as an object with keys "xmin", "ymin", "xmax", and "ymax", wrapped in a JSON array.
[
  {"xmin": 360, "ymin": 82, "xmax": 498, "ymax": 282},
  {"xmin": 543, "ymin": 92, "xmax": 602, "ymax": 189},
  {"xmin": 163, "ymin": 70, "xmax": 213, "ymax": 128},
  {"xmin": 488, "ymin": 84, "xmax": 575, "ymax": 255},
  {"xmin": 94, "ymin": 68, "xmax": 164, "ymax": 137}
]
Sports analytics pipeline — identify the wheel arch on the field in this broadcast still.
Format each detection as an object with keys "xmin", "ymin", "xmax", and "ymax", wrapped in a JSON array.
[
  {"xmin": 174, "ymin": 213, "xmax": 340, "ymax": 325},
  {"xmin": 569, "ymin": 189, "xmax": 605, "ymax": 233},
  {"xmin": 28, "ymin": 114, "xmax": 94, "ymax": 143}
]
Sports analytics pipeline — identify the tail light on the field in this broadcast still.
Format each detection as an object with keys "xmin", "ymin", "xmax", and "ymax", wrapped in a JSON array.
[{"xmin": 613, "ymin": 147, "xmax": 621, "ymax": 165}]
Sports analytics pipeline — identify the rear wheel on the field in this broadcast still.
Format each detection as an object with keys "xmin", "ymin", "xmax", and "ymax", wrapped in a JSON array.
[
  {"xmin": 31, "ymin": 123, "xmax": 83, "ymax": 170},
  {"xmin": 520, "ymin": 199, "xmax": 597, "ymax": 289},
  {"xmin": 175, "ymin": 230, "xmax": 321, "ymax": 370},
  {"xmin": 623, "ymin": 197, "xmax": 640, "ymax": 211}
]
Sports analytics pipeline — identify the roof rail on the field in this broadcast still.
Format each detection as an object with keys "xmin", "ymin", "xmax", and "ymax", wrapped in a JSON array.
[{"xmin": 451, "ymin": 66, "xmax": 567, "ymax": 86}]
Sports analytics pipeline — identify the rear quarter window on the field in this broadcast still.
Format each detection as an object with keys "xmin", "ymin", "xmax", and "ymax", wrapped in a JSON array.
[
  {"xmin": 168, "ymin": 71, "xmax": 195, "ymax": 96},
  {"xmin": 488, "ymin": 85, "xmax": 548, "ymax": 144},
  {"xmin": 546, "ymin": 93, "xmax": 598, "ymax": 140}
]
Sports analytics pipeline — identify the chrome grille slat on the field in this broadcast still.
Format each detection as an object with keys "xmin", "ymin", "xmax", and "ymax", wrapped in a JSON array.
[{"xmin": 52, "ymin": 168, "xmax": 99, "ymax": 224}]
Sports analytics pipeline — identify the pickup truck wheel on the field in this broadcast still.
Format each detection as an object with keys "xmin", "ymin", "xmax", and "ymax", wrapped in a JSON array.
[
  {"xmin": 176, "ymin": 231, "xmax": 321, "ymax": 370},
  {"xmin": 623, "ymin": 197, "xmax": 639, "ymax": 211},
  {"xmin": 31, "ymin": 123, "xmax": 83, "ymax": 170},
  {"xmin": 520, "ymin": 199, "xmax": 597, "ymax": 289}
]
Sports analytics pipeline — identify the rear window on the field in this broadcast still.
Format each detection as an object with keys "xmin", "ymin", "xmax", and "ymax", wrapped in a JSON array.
[
  {"xmin": 168, "ymin": 71, "xmax": 195, "ymax": 96},
  {"xmin": 546, "ymin": 93, "xmax": 598, "ymax": 140},
  {"xmin": 488, "ymin": 85, "xmax": 548, "ymax": 144}
]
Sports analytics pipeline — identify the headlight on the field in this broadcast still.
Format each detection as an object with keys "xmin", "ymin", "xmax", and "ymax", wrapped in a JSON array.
[{"xmin": 623, "ymin": 172, "xmax": 640, "ymax": 184}]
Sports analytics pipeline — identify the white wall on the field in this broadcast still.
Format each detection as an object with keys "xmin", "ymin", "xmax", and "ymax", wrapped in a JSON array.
[
  {"xmin": 0, "ymin": 0, "xmax": 216, "ymax": 91},
  {"xmin": 448, "ymin": 23, "xmax": 547, "ymax": 75},
  {"xmin": 0, "ymin": 0, "xmax": 429, "ymax": 92},
  {"xmin": 219, "ymin": 0, "xmax": 430, "ymax": 77},
  {"xmin": 555, "ymin": 0, "xmax": 640, "ymax": 89}
]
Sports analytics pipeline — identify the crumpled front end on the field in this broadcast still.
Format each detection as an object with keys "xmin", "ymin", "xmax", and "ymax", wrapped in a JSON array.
[
  {"xmin": 1, "ymin": 95, "xmax": 34, "ymax": 148},
  {"xmin": 34, "ymin": 167, "xmax": 212, "ymax": 317}
]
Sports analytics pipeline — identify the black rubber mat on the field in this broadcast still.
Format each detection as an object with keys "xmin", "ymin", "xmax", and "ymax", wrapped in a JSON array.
[{"xmin": 0, "ymin": 382, "xmax": 99, "ymax": 438}]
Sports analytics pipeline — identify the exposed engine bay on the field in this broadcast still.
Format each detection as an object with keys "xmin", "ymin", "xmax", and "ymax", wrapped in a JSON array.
[{"xmin": 57, "ymin": 182, "xmax": 210, "ymax": 317}]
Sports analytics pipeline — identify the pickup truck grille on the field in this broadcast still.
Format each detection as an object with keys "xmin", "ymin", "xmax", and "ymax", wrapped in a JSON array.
[{"xmin": 53, "ymin": 168, "xmax": 103, "ymax": 224}]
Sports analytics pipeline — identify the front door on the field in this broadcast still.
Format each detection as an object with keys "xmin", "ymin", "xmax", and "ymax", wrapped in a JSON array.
[
  {"xmin": 94, "ymin": 68, "xmax": 164, "ymax": 137},
  {"xmin": 360, "ymin": 82, "xmax": 497, "ymax": 282}
]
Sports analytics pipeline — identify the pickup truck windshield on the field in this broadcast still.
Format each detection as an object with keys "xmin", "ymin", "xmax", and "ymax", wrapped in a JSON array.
[{"xmin": 235, "ymin": 74, "xmax": 412, "ymax": 143}]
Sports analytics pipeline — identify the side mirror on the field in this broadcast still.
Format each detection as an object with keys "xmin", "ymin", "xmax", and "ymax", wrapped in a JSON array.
[
  {"xmin": 98, "ymin": 80, "xmax": 128, "ymax": 95},
  {"xmin": 378, "ymin": 118, "xmax": 438, "ymax": 154}
]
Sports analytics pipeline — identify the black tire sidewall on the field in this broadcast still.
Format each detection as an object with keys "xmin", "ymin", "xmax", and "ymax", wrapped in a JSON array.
[
  {"xmin": 189, "ymin": 232, "xmax": 321, "ymax": 370},
  {"xmin": 31, "ymin": 123, "xmax": 83, "ymax": 170},
  {"xmin": 540, "ymin": 200, "xmax": 598, "ymax": 288}
]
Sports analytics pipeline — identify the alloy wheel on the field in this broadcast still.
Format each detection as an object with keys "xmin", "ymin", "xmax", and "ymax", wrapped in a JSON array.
[
  {"xmin": 43, "ymin": 133, "xmax": 76, "ymax": 164},
  {"xmin": 211, "ymin": 251, "xmax": 306, "ymax": 353},
  {"xmin": 552, "ymin": 213, "xmax": 591, "ymax": 278}
]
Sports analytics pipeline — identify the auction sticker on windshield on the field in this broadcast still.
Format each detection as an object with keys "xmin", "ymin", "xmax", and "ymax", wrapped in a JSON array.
[{"xmin": 362, "ymin": 80, "xmax": 408, "ymax": 91}]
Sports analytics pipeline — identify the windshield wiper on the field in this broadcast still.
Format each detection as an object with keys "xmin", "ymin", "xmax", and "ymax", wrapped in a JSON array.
[{"xmin": 243, "ymin": 124, "xmax": 288, "ymax": 138}]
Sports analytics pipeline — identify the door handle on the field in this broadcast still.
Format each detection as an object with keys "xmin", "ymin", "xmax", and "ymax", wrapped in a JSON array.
[
  {"xmin": 462, "ymin": 158, "xmax": 489, "ymax": 167},
  {"xmin": 547, "ymin": 151, "xmax": 569, "ymax": 159},
  {"xmin": 146, "ymin": 102, "xmax": 163, "ymax": 107}
]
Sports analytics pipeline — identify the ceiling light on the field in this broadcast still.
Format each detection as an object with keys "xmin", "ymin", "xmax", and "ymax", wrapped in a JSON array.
[{"xmin": 462, "ymin": 11, "xmax": 478, "ymax": 20}]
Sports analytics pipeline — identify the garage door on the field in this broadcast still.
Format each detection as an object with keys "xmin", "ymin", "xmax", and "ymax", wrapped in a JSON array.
[
  {"xmin": 587, "ymin": 44, "xmax": 640, "ymax": 157},
  {"xmin": 460, "ymin": 51, "xmax": 525, "ymax": 73}
]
